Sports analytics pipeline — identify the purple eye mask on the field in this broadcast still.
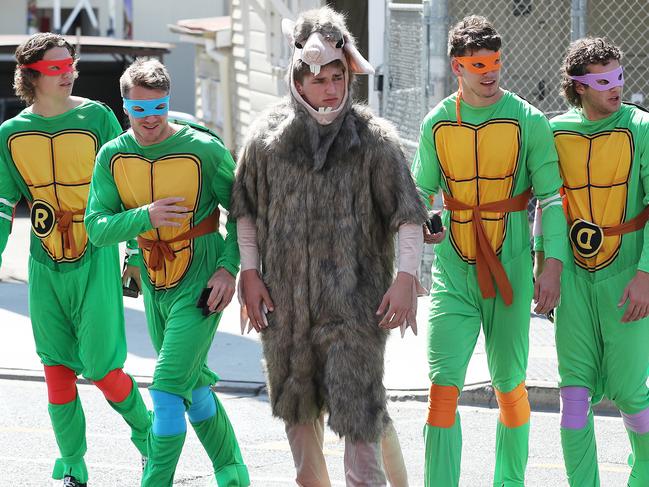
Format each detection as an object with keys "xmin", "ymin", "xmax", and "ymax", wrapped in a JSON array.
[{"xmin": 569, "ymin": 66, "xmax": 624, "ymax": 91}]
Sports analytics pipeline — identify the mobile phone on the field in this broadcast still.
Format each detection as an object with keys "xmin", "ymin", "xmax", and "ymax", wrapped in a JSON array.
[
  {"xmin": 196, "ymin": 287, "xmax": 214, "ymax": 317},
  {"xmin": 426, "ymin": 213, "xmax": 443, "ymax": 234},
  {"xmin": 122, "ymin": 277, "xmax": 140, "ymax": 298}
]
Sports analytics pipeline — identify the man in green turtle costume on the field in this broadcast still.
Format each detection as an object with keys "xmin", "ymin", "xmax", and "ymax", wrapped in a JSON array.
[
  {"xmin": 534, "ymin": 37, "xmax": 649, "ymax": 486},
  {"xmin": 85, "ymin": 58, "xmax": 249, "ymax": 487},
  {"xmin": 0, "ymin": 33, "xmax": 150, "ymax": 486},
  {"xmin": 412, "ymin": 16, "xmax": 568, "ymax": 486}
]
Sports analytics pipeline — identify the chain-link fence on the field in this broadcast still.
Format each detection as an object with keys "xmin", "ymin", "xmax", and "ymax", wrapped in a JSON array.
[
  {"xmin": 383, "ymin": 0, "xmax": 649, "ymax": 139},
  {"xmin": 382, "ymin": 1, "xmax": 649, "ymax": 287},
  {"xmin": 382, "ymin": 4, "xmax": 429, "ymax": 162}
]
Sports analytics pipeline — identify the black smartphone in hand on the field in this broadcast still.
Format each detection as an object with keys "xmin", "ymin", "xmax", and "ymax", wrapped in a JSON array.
[
  {"xmin": 426, "ymin": 213, "xmax": 443, "ymax": 234},
  {"xmin": 122, "ymin": 277, "xmax": 140, "ymax": 298},
  {"xmin": 196, "ymin": 287, "xmax": 214, "ymax": 317}
]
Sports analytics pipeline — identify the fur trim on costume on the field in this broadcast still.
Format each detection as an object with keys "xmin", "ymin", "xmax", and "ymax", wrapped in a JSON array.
[{"xmin": 231, "ymin": 10, "xmax": 426, "ymax": 443}]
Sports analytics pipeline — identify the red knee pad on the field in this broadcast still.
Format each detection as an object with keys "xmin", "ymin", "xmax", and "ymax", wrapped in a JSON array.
[
  {"xmin": 93, "ymin": 369, "xmax": 133, "ymax": 403},
  {"xmin": 44, "ymin": 365, "xmax": 78, "ymax": 405}
]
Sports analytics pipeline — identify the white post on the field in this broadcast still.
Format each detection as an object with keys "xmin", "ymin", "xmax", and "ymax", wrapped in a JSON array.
[
  {"xmin": 53, "ymin": 0, "xmax": 61, "ymax": 33},
  {"xmin": 107, "ymin": 0, "xmax": 116, "ymax": 36},
  {"xmin": 368, "ymin": 1, "xmax": 385, "ymax": 113}
]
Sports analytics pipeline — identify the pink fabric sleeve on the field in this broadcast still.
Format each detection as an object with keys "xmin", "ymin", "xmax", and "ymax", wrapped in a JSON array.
[
  {"xmin": 237, "ymin": 216, "xmax": 259, "ymax": 272},
  {"xmin": 398, "ymin": 223, "xmax": 424, "ymax": 276}
]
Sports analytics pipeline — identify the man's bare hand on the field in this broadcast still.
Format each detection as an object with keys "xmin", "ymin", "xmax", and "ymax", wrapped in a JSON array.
[
  {"xmin": 240, "ymin": 269, "xmax": 274, "ymax": 332},
  {"xmin": 148, "ymin": 197, "xmax": 187, "ymax": 228},
  {"xmin": 533, "ymin": 250, "xmax": 545, "ymax": 281},
  {"xmin": 619, "ymin": 270, "xmax": 649, "ymax": 323},
  {"xmin": 377, "ymin": 272, "xmax": 415, "ymax": 329},
  {"xmin": 122, "ymin": 264, "xmax": 142, "ymax": 296},
  {"xmin": 206, "ymin": 268, "xmax": 236, "ymax": 313},
  {"xmin": 534, "ymin": 257, "xmax": 562, "ymax": 315}
]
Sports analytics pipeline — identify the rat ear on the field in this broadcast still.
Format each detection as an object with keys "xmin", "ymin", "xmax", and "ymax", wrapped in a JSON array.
[
  {"xmin": 282, "ymin": 18, "xmax": 296, "ymax": 44},
  {"xmin": 344, "ymin": 36, "xmax": 374, "ymax": 75}
]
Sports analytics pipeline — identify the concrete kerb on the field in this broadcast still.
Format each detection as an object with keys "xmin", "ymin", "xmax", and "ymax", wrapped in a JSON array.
[
  {"xmin": 387, "ymin": 380, "xmax": 620, "ymax": 417},
  {"xmin": 0, "ymin": 367, "xmax": 267, "ymax": 396},
  {"xmin": 2, "ymin": 367, "xmax": 620, "ymax": 416}
]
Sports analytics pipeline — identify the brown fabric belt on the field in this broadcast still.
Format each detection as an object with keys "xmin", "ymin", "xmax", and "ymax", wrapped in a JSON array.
[
  {"xmin": 137, "ymin": 209, "xmax": 220, "ymax": 271},
  {"xmin": 601, "ymin": 206, "xmax": 649, "ymax": 236},
  {"xmin": 55, "ymin": 208, "xmax": 85, "ymax": 257},
  {"xmin": 562, "ymin": 184, "xmax": 649, "ymax": 237},
  {"xmin": 440, "ymin": 188, "xmax": 532, "ymax": 306}
]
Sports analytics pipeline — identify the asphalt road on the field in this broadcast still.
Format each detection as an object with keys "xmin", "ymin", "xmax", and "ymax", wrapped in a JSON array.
[{"xmin": 0, "ymin": 379, "xmax": 632, "ymax": 486}]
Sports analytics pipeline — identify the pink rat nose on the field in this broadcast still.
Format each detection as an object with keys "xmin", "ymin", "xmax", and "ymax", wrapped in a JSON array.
[{"xmin": 302, "ymin": 45, "xmax": 325, "ymax": 65}]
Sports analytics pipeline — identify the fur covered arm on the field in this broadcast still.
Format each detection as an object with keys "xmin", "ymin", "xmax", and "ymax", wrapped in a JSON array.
[
  {"xmin": 369, "ymin": 121, "xmax": 427, "ymax": 232},
  {"xmin": 230, "ymin": 138, "xmax": 260, "ymax": 220}
]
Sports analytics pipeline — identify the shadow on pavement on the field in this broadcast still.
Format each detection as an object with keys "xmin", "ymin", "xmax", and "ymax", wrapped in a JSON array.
[{"xmin": 0, "ymin": 281, "xmax": 29, "ymax": 317}]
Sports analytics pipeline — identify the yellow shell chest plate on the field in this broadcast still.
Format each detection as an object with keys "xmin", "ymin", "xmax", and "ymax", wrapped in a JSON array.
[
  {"xmin": 111, "ymin": 153, "xmax": 202, "ymax": 290},
  {"xmin": 433, "ymin": 119, "xmax": 521, "ymax": 262},
  {"xmin": 555, "ymin": 129, "xmax": 633, "ymax": 270},
  {"xmin": 9, "ymin": 129, "xmax": 97, "ymax": 262}
]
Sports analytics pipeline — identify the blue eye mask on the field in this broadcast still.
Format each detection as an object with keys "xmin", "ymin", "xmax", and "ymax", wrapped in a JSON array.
[{"xmin": 123, "ymin": 96, "xmax": 170, "ymax": 118}]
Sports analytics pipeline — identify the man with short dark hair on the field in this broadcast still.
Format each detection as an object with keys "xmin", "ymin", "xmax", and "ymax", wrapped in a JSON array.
[
  {"xmin": 0, "ymin": 33, "xmax": 150, "ymax": 487},
  {"xmin": 535, "ymin": 37, "xmax": 649, "ymax": 486},
  {"xmin": 232, "ymin": 6, "xmax": 426, "ymax": 486},
  {"xmin": 85, "ymin": 58, "xmax": 249, "ymax": 487},
  {"xmin": 413, "ymin": 15, "xmax": 568, "ymax": 486}
]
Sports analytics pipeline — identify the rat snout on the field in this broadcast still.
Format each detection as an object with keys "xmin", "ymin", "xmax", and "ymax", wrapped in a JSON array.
[{"xmin": 303, "ymin": 45, "xmax": 325, "ymax": 65}]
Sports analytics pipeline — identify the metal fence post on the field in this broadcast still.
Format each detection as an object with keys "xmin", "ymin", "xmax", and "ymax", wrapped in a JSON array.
[
  {"xmin": 425, "ymin": 0, "xmax": 449, "ymax": 108},
  {"xmin": 571, "ymin": 0, "xmax": 588, "ymax": 41}
]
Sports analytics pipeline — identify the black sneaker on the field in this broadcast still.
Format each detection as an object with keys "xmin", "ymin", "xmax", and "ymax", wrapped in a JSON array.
[{"xmin": 63, "ymin": 476, "xmax": 87, "ymax": 487}]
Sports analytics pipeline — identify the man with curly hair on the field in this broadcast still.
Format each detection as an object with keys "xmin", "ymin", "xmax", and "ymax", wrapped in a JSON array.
[
  {"xmin": 0, "ymin": 33, "xmax": 150, "ymax": 486},
  {"xmin": 534, "ymin": 37, "xmax": 649, "ymax": 486},
  {"xmin": 412, "ymin": 15, "xmax": 568, "ymax": 486},
  {"xmin": 231, "ymin": 6, "xmax": 427, "ymax": 486}
]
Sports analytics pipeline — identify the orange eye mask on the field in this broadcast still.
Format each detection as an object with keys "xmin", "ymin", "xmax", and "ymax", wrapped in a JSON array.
[
  {"xmin": 454, "ymin": 51, "xmax": 501, "ymax": 74},
  {"xmin": 453, "ymin": 51, "xmax": 502, "ymax": 126}
]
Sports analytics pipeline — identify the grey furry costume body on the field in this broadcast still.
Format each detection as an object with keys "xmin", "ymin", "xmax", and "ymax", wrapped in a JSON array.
[{"xmin": 230, "ymin": 10, "xmax": 426, "ymax": 444}]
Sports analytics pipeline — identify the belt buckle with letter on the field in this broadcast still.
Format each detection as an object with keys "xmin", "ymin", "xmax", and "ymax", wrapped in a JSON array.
[
  {"xmin": 30, "ymin": 199, "xmax": 56, "ymax": 238},
  {"xmin": 569, "ymin": 218, "xmax": 603, "ymax": 258}
]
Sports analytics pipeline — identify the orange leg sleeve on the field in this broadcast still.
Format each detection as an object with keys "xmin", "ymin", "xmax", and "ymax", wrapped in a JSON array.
[
  {"xmin": 495, "ymin": 381, "xmax": 531, "ymax": 428},
  {"xmin": 426, "ymin": 384, "xmax": 459, "ymax": 428}
]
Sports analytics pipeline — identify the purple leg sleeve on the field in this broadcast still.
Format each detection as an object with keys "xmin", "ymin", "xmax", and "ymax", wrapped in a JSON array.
[
  {"xmin": 622, "ymin": 408, "xmax": 649, "ymax": 434},
  {"xmin": 560, "ymin": 386, "xmax": 590, "ymax": 430}
]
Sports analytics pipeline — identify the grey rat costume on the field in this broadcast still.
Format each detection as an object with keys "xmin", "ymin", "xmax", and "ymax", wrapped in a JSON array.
[{"xmin": 231, "ymin": 7, "xmax": 426, "ymax": 485}]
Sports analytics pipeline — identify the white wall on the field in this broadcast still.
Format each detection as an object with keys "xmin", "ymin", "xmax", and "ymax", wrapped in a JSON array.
[
  {"xmin": 0, "ymin": 0, "xmax": 29, "ymax": 35},
  {"xmin": 133, "ymin": 0, "xmax": 228, "ymax": 115},
  {"xmin": 368, "ymin": 0, "xmax": 385, "ymax": 112}
]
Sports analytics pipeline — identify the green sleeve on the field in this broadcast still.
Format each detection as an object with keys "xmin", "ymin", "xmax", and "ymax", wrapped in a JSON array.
[
  {"xmin": 0, "ymin": 153, "xmax": 21, "ymax": 267},
  {"xmin": 84, "ymin": 148, "xmax": 152, "ymax": 247},
  {"xmin": 100, "ymin": 106, "xmax": 138, "ymax": 261},
  {"xmin": 412, "ymin": 118, "xmax": 441, "ymax": 210},
  {"xmin": 211, "ymin": 145, "xmax": 240, "ymax": 278},
  {"xmin": 637, "ymin": 128, "xmax": 649, "ymax": 273},
  {"xmin": 102, "ymin": 107, "xmax": 123, "ymax": 143},
  {"xmin": 125, "ymin": 238, "xmax": 142, "ymax": 267},
  {"xmin": 527, "ymin": 114, "xmax": 568, "ymax": 264}
]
